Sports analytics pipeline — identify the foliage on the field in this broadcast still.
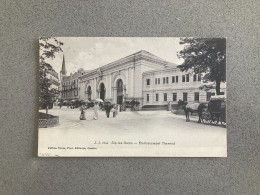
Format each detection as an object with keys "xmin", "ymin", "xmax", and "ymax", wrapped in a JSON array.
[
  {"xmin": 199, "ymin": 84, "xmax": 215, "ymax": 91},
  {"xmin": 177, "ymin": 38, "xmax": 226, "ymax": 95},
  {"xmin": 39, "ymin": 37, "xmax": 63, "ymax": 113}
]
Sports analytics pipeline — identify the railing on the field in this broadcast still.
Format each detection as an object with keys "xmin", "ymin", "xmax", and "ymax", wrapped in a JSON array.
[{"xmin": 39, "ymin": 112, "xmax": 59, "ymax": 128}]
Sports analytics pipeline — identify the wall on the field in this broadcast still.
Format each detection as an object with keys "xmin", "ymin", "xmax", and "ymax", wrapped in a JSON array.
[{"xmin": 142, "ymin": 69, "xmax": 209, "ymax": 105}]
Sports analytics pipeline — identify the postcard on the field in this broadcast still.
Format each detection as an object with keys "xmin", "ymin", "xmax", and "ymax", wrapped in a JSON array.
[{"xmin": 38, "ymin": 37, "xmax": 226, "ymax": 157}]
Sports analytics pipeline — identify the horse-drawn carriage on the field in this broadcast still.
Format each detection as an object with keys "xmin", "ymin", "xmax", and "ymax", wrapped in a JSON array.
[
  {"xmin": 201, "ymin": 95, "xmax": 226, "ymax": 126},
  {"xmin": 122, "ymin": 100, "xmax": 140, "ymax": 111}
]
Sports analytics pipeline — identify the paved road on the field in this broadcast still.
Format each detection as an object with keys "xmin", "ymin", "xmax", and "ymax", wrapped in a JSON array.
[{"xmin": 38, "ymin": 107, "xmax": 226, "ymax": 157}]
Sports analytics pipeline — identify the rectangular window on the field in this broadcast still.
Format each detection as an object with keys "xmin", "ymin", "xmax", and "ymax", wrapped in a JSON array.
[
  {"xmin": 155, "ymin": 78, "xmax": 157, "ymax": 84},
  {"xmin": 198, "ymin": 74, "xmax": 201, "ymax": 81},
  {"xmin": 186, "ymin": 74, "xmax": 189, "ymax": 82},
  {"xmin": 164, "ymin": 93, "xmax": 167, "ymax": 101},
  {"xmin": 193, "ymin": 74, "xmax": 197, "ymax": 81},
  {"xmin": 163, "ymin": 77, "xmax": 165, "ymax": 84},
  {"xmin": 173, "ymin": 93, "xmax": 177, "ymax": 101},
  {"xmin": 182, "ymin": 75, "xmax": 185, "ymax": 82},
  {"xmin": 166, "ymin": 77, "xmax": 169, "ymax": 83},
  {"xmin": 147, "ymin": 94, "xmax": 149, "ymax": 102},
  {"xmin": 146, "ymin": 79, "xmax": 150, "ymax": 85},
  {"xmin": 176, "ymin": 76, "xmax": 178, "ymax": 83},
  {"xmin": 156, "ymin": 94, "xmax": 159, "ymax": 101},
  {"xmin": 194, "ymin": 92, "xmax": 199, "ymax": 102},
  {"xmin": 172, "ymin": 76, "xmax": 175, "ymax": 83},
  {"xmin": 207, "ymin": 92, "xmax": 211, "ymax": 101},
  {"xmin": 158, "ymin": 78, "xmax": 160, "ymax": 84},
  {"xmin": 183, "ymin": 92, "xmax": 188, "ymax": 102}
]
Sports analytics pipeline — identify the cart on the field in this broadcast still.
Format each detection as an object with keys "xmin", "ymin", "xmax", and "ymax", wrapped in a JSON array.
[{"xmin": 201, "ymin": 95, "xmax": 226, "ymax": 126}]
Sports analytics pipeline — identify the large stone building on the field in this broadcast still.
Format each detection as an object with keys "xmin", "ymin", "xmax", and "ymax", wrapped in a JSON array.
[
  {"xmin": 77, "ymin": 50, "xmax": 215, "ymax": 108},
  {"xmin": 61, "ymin": 50, "xmax": 224, "ymax": 108},
  {"xmin": 78, "ymin": 50, "xmax": 177, "ymax": 105}
]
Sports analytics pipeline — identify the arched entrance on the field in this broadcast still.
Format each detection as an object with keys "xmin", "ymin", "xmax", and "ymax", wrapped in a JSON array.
[
  {"xmin": 87, "ymin": 86, "xmax": 92, "ymax": 101},
  {"xmin": 99, "ymin": 83, "xmax": 105, "ymax": 101},
  {"xmin": 117, "ymin": 79, "xmax": 123, "ymax": 105}
]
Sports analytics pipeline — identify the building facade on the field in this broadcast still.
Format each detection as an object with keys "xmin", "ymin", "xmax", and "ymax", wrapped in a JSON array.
[
  {"xmin": 46, "ymin": 69, "xmax": 60, "ymax": 90},
  {"xmin": 61, "ymin": 50, "xmax": 224, "ymax": 108},
  {"xmin": 142, "ymin": 68, "xmax": 209, "ymax": 106},
  {"xmin": 45, "ymin": 68, "xmax": 60, "ymax": 107},
  {"xmin": 60, "ymin": 55, "xmax": 86, "ymax": 101},
  {"xmin": 78, "ymin": 50, "xmax": 176, "ymax": 106}
]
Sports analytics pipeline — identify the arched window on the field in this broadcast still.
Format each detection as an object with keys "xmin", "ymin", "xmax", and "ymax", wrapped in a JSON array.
[
  {"xmin": 99, "ymin": 83, "xmax": 105, "ymax": 101},
  {"xmin": 116, "ymin": 79, "xmax": 124, "ymax": 105},
  {"xmin": 87, "ymin": 86, "xmax": 92, "ymax": 100},
  {"xmin": 117, "ymin": 79, "xmax": 123, "ymax": 93}
]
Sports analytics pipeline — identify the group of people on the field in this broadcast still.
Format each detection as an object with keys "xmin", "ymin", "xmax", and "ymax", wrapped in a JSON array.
[{"xmin": 79, "ymin": 101, "xmax": 119, "ymax": 120}]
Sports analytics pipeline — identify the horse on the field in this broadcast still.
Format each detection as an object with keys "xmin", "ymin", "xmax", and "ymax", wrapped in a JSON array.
[{"xmin": 183, "ymin": 102, "xmax": 207, "ymax": 123}]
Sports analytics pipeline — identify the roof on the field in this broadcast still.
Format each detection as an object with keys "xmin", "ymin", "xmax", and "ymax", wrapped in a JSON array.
[
  {"xmin": 61, "ymin": 54, "xmax": 67, "ymax": 75},
  {"xmin": 79, "ymin": 50, "xmax": 177, "ymax": 79}
]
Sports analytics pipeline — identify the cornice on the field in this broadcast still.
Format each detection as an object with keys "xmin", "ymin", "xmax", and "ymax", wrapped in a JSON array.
[{"xmin": 78, "ymin": 51, "xmax": 174, "ymax": 81}]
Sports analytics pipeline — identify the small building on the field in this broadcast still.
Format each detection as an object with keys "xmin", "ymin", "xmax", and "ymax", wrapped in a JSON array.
[
  {"xmin": 142, "ymin": 67, "xmax": 208, "ymax": 107},
  {"xmin": 60, "ymin": 55, "xmax": 87, "ymax": 101},
  {"xmin": 46, "ymin": 69, "xmax": 60, "ymax": 90},
  {"xmin": 45, "ymin": 68, "xmax": 60, "ymax": 107}
]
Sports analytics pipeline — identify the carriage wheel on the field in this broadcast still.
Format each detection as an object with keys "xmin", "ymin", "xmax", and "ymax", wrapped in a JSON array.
[
  {"xmin": 211, "ymin": 114, "xmax": 219, "ymax": 125},
  {"xmin": 202, "ymin": 112, "xmax": 211, "ymax": 125},
  {"xmin": 220, "ymin": 113, "xmax": 226, "ymax": 127},
  {"xmin": 220, "ymin": 120, "xmax": 226, "ymax": 127}
]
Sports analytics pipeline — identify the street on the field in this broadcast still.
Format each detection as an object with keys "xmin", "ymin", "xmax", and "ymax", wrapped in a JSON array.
[{"xmin": 38, "ymin": 107, "xmax": 227, "ymax": 157}]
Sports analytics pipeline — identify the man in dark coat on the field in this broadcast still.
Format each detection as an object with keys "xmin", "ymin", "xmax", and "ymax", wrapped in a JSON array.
[{"xmin": 104, "ymin": 102, "xmax": 112, "ymax": 118}]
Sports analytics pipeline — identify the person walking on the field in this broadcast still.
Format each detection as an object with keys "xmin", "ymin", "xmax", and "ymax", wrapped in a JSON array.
[
  {"xmin": 115, "ymin": 104, "xmax": 119, "ymax": 116},
  {"xmin": 93, "ymin": 102, "xmax": 99, "ymax": 120},
  {"xmin": 111, "ymin": 104, "xmax": 117, "ymax": 118},
  {"xmin": 104, "ymin": 102, "xmax": 112, "ymax": 118},
  {"xmin": 79, "ymin": 104, "xmax": 86, "ymax": 120}
]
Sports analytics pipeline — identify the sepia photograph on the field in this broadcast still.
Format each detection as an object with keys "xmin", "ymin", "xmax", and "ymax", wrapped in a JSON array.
[{"xmin": 38, "ymin": 37, "xmax": 226, "ymax": 157}]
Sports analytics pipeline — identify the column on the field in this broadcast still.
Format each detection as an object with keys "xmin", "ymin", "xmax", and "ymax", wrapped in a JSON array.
[
  {"xmin": 109, "ymin": 74, "xmax": 112, "ymax": 99},
  {"xmin": 93, "ymin": 78, "xmax": 96, "ymax": 99},
  {"xmin": 113, "ymin": 88, "xmax": 117, "ymax": 103},
  {"xmin": 127, "ymin": 68, "xmax": 131, "ymax": 97},
  {"xmin": 131, "ymin": 67, "xmax": 135, "ymax": 97}
]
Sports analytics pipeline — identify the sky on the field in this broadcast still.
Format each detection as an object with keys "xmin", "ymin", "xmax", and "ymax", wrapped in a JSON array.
[{"xmin": 43, "ymin": 37, "xmax": 185, "ymax": 75}]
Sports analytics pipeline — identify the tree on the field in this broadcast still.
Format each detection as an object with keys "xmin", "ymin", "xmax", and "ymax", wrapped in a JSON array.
[
  {"xmin": 177, "ymin": 38, "xmax": 226, "ymax": 95},
  {"xmin": 39, "ymin": 37, "xmax": 63, "ymax": 114}
]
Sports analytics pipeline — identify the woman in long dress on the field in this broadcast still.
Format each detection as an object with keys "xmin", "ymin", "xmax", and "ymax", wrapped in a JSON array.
[
  {"xmin": 80, "ymin": 104, "xmax": 86, "ymax": 120},
  {"xmin": 93, "ymin": 102, "xmax": 99, "ymax": 120}
]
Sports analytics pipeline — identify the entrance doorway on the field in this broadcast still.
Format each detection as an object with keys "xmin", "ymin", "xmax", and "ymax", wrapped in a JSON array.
[
  {"xmin": 99, "ymin": 83, "xmax": 105, "ymax": 101},
  {"xmin": 117, "ymin": 79, "xmax": 123, "ymax": 105},
  {"xmin": 87, "ymin": 86, "xmax": 92, "ymax": 101}
]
